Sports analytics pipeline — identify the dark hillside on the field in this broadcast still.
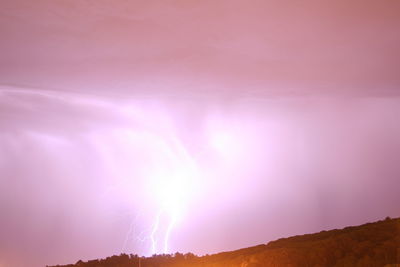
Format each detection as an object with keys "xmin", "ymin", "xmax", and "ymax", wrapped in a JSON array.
[{"xmin": 50, "ymin": 217, "xmax": 400, "ymax": 267}]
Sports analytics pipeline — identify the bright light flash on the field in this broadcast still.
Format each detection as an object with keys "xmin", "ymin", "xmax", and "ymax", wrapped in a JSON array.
[
  {"xmin": 148, "ymin": 162, "xmax": 198, "ymax": 255},
  {"xmin": 111, "ymin": 108, "xmax": 200, "ymax": 256}
]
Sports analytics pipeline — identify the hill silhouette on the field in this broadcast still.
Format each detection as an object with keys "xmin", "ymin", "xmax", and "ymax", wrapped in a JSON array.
[{"xmin": 50, "ymin": 217, "xmax": 400, "ymax": 267}]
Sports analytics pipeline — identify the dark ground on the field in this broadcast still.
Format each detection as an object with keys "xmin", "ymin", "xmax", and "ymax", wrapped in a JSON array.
[{"xmin": 50, "ymin": 217, "xmax": 400, "ymax": 267}]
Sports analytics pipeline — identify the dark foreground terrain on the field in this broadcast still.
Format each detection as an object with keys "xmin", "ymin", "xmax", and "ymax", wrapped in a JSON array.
[{"xmin": 50, "ymin": 217, "xmax": 399, "ymax": 267}]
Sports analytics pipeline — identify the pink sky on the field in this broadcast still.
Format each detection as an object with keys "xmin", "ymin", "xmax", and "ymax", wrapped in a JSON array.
[{"xmin": 1, "ymin": 1, "xmax": 400, "ymax": 267}]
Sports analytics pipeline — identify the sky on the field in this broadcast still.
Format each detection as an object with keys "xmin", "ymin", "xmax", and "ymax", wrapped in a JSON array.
[{"xmin": 1, "ymin": 1, "xmax": 400, "ymax": 266}]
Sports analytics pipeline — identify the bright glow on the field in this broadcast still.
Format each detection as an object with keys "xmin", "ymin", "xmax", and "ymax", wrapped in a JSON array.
[
  {"xmin": 154, "ymin": 166, "xmax": 197, "ymax": 217},
  {"xmin": 109, "ymin": 124, "xmax": 200, "ymax": 255},
  {"xmin": 148, "ymin": 154, "xmax": 199, "ymax": 254},
  {"xmin": 209, "ymin": 130, "xmax": 240, "ymax": 157}
]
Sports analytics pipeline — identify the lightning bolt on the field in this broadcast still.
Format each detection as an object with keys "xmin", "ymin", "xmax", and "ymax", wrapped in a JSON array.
[
  {"xmin": 150, "ymin": 211, "xmax": 161, "ymax": 255},
  {"xmin": 148, "ymin": 208, "xmax": 178, "ymax": 255},
  {"xmin": 122, "ymin": 215, "xmax": 136, "ymax": 252},
  {"xmin": 116, "ymin": 127, "xmax": 199, "ymax": 256},
  {"xmin": 163, "ymin": 212, "xmax": 177, "ymax": 254}
]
